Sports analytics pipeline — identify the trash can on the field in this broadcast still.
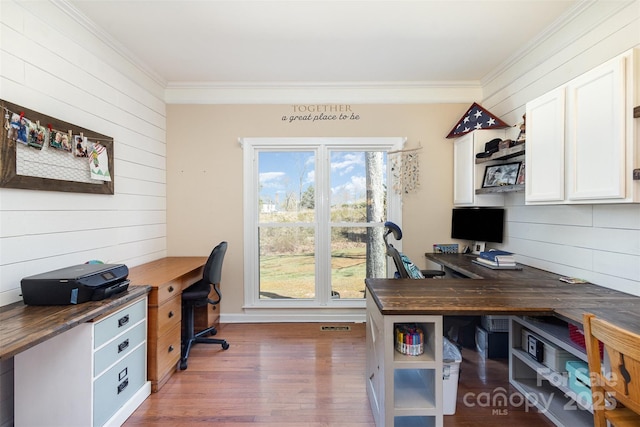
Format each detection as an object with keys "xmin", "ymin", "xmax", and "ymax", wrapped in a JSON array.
[{"xmin": 443, "ymin": 337, "xmax": 462, "ymax": 415}]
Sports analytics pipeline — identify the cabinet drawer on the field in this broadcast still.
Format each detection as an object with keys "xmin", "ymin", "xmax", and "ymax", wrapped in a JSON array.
[
  {"xmin": 94, "ymin": 321, "xmax": 146, "ymax": 376},
  {"xmin": 93, "ymin": 344, "xmax": 146, "ymax": 427},
  {"xmin": 154, "ymin": 323, "xmax": 181, "ymax": 378},
  {"xmin": 94, "ymin": 298, "xmax": 146, "ymax": 348},
  {"xmin": 155, "ymin": 279, "xmax": 181, "ymax": 305},
  {"xmin": 158, "ymin": 295, "xmax": 181, "ymax": 336}
]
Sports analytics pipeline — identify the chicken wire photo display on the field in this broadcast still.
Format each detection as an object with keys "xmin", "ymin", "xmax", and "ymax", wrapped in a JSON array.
[{"xmin": 1, "ymin": 99, "xmax": 114, "ymax": 194}]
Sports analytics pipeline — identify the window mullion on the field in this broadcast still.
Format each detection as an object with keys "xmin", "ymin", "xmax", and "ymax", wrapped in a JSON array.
[{"xmin": 316, "ymin": 146, "xmax": 330, "ymax": 304}]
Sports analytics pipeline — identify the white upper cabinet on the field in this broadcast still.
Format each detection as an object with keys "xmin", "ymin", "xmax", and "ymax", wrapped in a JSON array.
[
  {"xmin": 453, "ymin": 129, "xmax": 506, "ymax": 206},
  {"xmin": 566, "ymin": 55, "xmax": 626, "ymax": 201},
  {"xmin": 525, "ymin": 49, "xmax": 638, "ymax": 204},
  {"xmin": 525, "ymin": 88, "xmax": 566, "ymax": 203}
]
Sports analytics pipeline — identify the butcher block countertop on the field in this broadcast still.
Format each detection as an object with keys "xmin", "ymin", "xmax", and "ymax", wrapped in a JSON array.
[
  {"xmin": 367, "ymin": 253, "xmax": 640, "ymax": 331},
  {"xmin": 0, "ymin": 285, "xmax": 150, "ymax": 360}
]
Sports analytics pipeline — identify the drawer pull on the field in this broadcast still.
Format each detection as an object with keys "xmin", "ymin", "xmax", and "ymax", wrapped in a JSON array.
[
  {"xmin": 168, "ymin": 285, "xmax": 175, "ymax": 293},
  {"xmin": 117, "ymin": 378, "xmax": 129, "ymax": 394},
  {"xmin": 118, "ymin": 314, "xmax": 130, "ymax": 328},
  {"xmin": 168, "ymin": 311, "xmax": 174, "ymax": 318},
  {"xmin": 168, "ymin": 345, "xmax": 174, "ymax": 353},
  {"xmin": 118, "ymin": 339, "xmax": 130, "ymax": 353}
]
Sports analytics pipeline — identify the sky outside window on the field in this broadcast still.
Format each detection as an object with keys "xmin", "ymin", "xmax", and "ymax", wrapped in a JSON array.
[{"xmin": 258, "ymin": 151, "xmax": 386, "ymax": 213}]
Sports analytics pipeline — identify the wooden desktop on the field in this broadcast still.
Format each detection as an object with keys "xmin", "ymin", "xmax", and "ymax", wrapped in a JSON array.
[{"xmin": 0, "ymin": 286, "xmax": 151, "ymax": 360}]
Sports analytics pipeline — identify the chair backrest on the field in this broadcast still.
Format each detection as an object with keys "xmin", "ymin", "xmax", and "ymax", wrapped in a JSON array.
[
  {"xmin": 387, "ymin": 243, "xmax": 409, "ymax": 279},
  {"xmin": 384, "ymin": 222, "xmax": 408, "ymax": 279},
  {"xmin": 203, "ymin": 241, "xmax": 228, "ymax": 286},
  {"xmin": 583, "ymin": 313, "xmax": 640, "ymax": 427}
]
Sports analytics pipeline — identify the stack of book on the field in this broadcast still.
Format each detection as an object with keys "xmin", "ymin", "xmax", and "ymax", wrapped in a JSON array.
[{"xmin": 474, "ymin": 250, "xmax": 517, "ymax": 269}]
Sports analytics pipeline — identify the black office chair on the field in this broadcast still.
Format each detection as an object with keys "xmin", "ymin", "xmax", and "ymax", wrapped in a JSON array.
[
  {"xmin": 383, "ymin": 221, "xmax": 445, "ymax": 279},
  {"xmin": 180, "ymin": 241, "xmax": 230, "ymax": 370}
]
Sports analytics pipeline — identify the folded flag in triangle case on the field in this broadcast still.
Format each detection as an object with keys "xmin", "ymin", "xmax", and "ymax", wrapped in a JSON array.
[{"xmin": 446, "ymin": 102, "xmax": 510, "ymax": 138}]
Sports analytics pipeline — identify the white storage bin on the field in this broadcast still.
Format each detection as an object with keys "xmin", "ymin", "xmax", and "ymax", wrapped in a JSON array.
[{"xmin": 443, "ymin": 337, "xmax": 462, "ymax": 415}]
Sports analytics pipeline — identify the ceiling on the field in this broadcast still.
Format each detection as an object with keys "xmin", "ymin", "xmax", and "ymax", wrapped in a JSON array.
[{"xmin": 67, "ymin": 0, "xmax": 580, "ymax": 87}]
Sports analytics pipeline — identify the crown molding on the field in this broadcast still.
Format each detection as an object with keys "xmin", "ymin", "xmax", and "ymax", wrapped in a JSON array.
[
  {"xmin": 164, "ymin": 81, "xmax": 483, "ymax": 104},
  {"xmin": 480, "ymin": 0, "xmax": 633, "ymax": 88},
  {"xmin": 53, "ymin": 0, "xmax": 167, "ymax": 89}
]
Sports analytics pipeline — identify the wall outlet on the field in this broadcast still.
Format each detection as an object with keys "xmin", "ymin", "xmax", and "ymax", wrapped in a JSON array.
[{"xmin": 633, "ymin": 168, "xmax": 640, "ymax": 180}]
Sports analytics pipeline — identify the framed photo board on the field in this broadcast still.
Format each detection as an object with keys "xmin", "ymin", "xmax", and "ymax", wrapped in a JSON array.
[
  {"xmin": 482, "ymin": 162, "xmax": 521, "ymax": 188},
  {"xmin": 1, "ymin": 99, "xmax": 114, "ymax": 194}
]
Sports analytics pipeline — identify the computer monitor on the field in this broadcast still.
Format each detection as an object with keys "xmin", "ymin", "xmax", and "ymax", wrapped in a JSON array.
[{"xmin": 451, "ymin": 208, "xmax": 504, "ymax": 254}]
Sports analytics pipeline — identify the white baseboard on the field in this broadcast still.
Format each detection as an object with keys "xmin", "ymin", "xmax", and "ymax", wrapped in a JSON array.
[
  {"xmin": 221, "ymin": 312, "xmax": 366, "ymax": 324},
  {"xmin": 105, "ymin": 381, "xmax": 151, "ymax": 427}
]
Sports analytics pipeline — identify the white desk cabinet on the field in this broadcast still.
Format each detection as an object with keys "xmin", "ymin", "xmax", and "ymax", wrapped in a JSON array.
[
  {"xmin": 15, "ymin": 297, "xmax": 151, "ymax": 427},
  {"xmin": 366, "ymin": 293, "xmax": 443, "ymax": 427},
  {"xmin": 453, "ymin": 128, "xmax": 507, "ymax": 206},
  {"xmin": 526, "ymin": 48, "xmax": 638, "ymax": 204}
]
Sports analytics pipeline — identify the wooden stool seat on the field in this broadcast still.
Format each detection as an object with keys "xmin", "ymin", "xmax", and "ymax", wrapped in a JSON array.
[{"xmin": 605, "ymin": 407, "xmax": 640, "ymax": 426}]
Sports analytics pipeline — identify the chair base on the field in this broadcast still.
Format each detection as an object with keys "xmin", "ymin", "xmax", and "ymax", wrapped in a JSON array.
[
  {"xmin": 180, "ymin": 304, "xmax": 230, "ymax": 370},
  {"xmin": 180, "ymin": 334, "xmax": 229, "ymax": 370}
]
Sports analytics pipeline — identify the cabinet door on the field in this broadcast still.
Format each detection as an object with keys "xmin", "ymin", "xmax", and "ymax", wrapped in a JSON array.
[
  {"xmin": 525, "ymin": 88, "xmax": 566, "ymax": 203},
  {"xmin": 453, "ymin": 132, "xmax": 474, "ymax": 205},
  {"xmin": 566, "ymin": 55, "xmax": 626, "ymax": 201},
  {"xmin": 453, "ymin": 129, "xmax": 505, "ymax": 207}
]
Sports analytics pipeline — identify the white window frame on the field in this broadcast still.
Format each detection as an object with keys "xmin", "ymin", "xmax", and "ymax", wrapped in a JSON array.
[{"xmin": 240, "ymin": 137, "xmax": 404, "ymax": 311}]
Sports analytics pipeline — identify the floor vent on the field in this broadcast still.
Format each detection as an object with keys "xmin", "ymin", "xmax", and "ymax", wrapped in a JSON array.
[{"xmin": 320, "ymin": 325, "xmax": 351, "ymax": 331}]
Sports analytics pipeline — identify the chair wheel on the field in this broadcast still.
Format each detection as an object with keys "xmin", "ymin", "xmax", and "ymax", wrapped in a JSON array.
[
  {"xmin": 222, "ymin": 342, "xmax": 230, "ymax": 350},
  {"xmin": 179, "ymin": 359, "xmax": 188, "ymax": 370}
]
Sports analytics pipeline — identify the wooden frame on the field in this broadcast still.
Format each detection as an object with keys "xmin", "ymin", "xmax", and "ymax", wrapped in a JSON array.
[
  {"xmin": 0, "ymin": 99, "xmax": 114, "ymax": 194},
  {"xmin": 482, "ymin": 161, "xmax": 521, "ymax": 188},
  {"xmin": 583, "ymin": 313, "xmax": 640, "ymax": 427}
]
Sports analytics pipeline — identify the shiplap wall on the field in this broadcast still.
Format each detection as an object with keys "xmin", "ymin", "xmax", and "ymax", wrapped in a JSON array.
[
  {"xmin": 482, "ymin": 0, "xmax": 640, "ymax": 296},
  {"xmin": 0, "ymin": 0, "xmax": 638, "ymax": 425},
  {"xmin": 0, "ymin": 1, "xmax": 167, "ymax": 425}
]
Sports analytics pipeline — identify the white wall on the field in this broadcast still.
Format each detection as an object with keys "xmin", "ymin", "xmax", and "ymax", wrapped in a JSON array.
[
  {"xmin": 481, "ymin": 0, "xmax": 640, "ymax": 296},
  {"xmin": 0, "ymin": 1, "xmax": 167, "ymax": 425}
]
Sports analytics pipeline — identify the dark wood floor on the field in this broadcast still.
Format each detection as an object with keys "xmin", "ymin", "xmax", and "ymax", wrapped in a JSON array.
[{"xmin": 124, "ymin": 323, "xmax": 554, "ymax": 426}]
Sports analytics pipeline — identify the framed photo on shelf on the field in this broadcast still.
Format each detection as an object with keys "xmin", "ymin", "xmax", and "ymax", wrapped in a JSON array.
[
  {"xmin": 482, "ymin": 162, "xmax": 521, "ymax": 188},
  {"xmin": 516, "ymin": 161, "xmax": 525, "ymax": 185}
]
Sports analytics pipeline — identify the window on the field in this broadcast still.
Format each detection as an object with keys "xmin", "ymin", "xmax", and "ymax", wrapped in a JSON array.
[{"xmin": 241, "ymin": 137, "xmax": 403, "ymax": 310}]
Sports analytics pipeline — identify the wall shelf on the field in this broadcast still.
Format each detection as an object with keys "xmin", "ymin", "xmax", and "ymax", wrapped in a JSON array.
[
  {"xmin": 476, "ymin": 184, "xmax": 524, "ymax": 194},
  {"xmin": 475, "ymin": 144, "xmax": 525, "ymax": 164}
]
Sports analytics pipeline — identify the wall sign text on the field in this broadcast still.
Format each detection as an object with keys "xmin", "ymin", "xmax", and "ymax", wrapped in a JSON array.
[{"xmin": 283, "ymin": 104, "xmax": 360, "ymax": 123}]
